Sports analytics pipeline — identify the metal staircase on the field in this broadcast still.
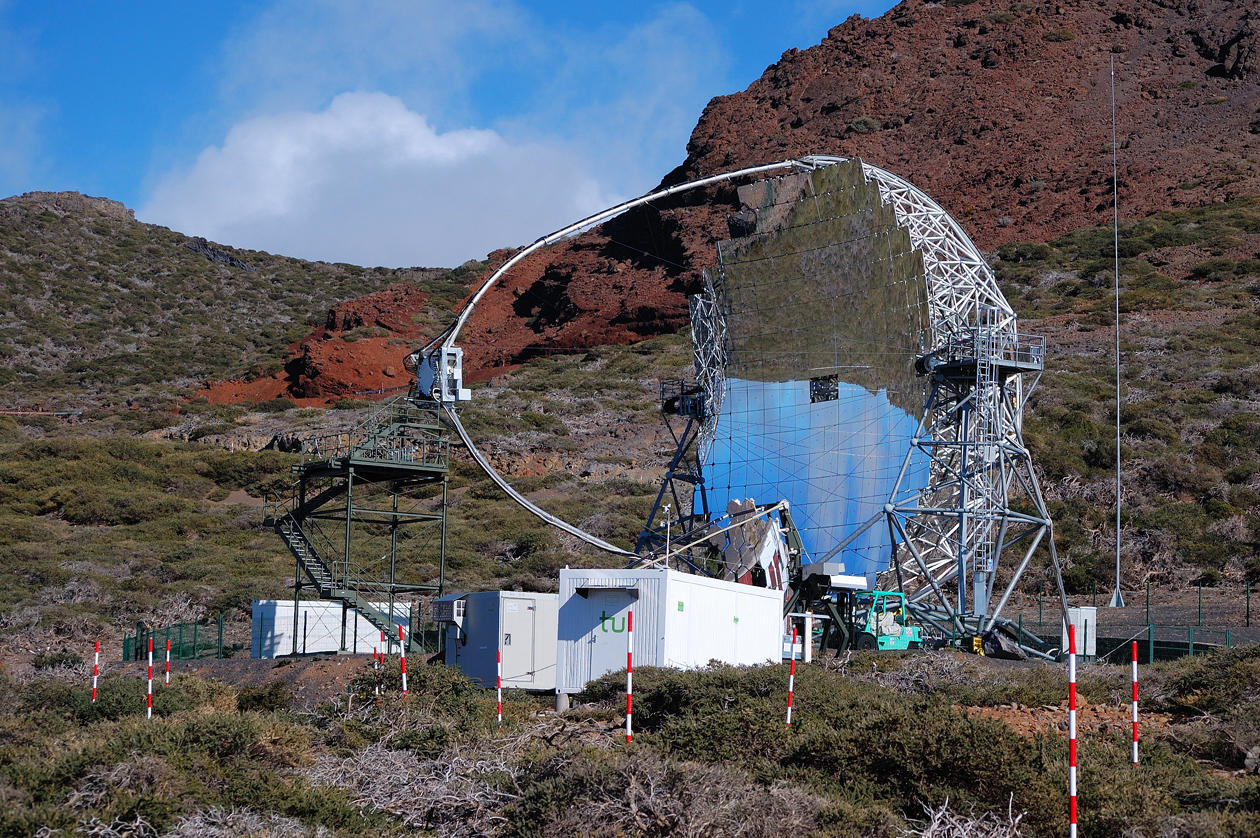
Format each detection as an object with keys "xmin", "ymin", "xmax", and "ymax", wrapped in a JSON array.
[
  {"xmin": 263, "ymin": 397, "xmax": 450, "ymax": 655},
  {"xmin": 276, "ymin": 517, "xmax": 336, "ymax": 596}
]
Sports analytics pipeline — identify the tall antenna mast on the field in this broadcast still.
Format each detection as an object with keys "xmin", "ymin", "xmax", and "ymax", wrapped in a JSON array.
[{"xmin": 1109, "ymin": 55, "xmax": 1125, "ymax": 608}]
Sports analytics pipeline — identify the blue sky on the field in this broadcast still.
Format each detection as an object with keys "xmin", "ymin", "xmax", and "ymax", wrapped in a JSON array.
[{"xmin": 0, "ymin": 0, "xmax": 895, "ymax": 267}]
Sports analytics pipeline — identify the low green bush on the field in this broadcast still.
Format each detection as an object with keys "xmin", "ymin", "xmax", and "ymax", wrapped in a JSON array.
[{"xmin": 237, "ymin": 681, "xmax": 292, "ymax": 712}]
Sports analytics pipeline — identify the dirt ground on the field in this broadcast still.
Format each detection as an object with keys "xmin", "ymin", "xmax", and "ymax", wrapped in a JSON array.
[{"xmin": 963, "ymin": 700, "xmax": 1169, "ymax": 740}]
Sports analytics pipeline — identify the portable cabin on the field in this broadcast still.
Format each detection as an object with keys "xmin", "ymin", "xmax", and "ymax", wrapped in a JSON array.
[
  {"xmin": 434, "ymin": 591, "xmax": 559, "ymax": 690},
  {"xmin": 556, "ymin": 567, "xmax": 783, "ymax": 694}
]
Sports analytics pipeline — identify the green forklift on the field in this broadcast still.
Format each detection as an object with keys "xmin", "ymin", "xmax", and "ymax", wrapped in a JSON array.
[
  {"xmin": 778, "ymin": 506, "xmax": 922, "ymax": 654},
  {"xmin": 852, "ymin": 589, "xmax": 921, "ymax": 650},
  {"xmin": 786, "ymin": 578, "xmax": 923, "ymax": 654}
]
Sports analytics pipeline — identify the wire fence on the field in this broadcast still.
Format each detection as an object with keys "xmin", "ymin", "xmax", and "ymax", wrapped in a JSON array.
[
  {"xmin": 123, "ymin": 616, "xmax": 226, "ymax": 661},
  {"xmin": 996, "ymin": 582, "xmax": 1257, "ymax": 661}
]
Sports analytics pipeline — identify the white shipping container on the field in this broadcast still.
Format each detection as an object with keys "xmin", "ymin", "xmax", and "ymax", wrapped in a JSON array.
[
  {"xmin": 556, "ymin": 568, "xmax": 783, "ymax": 694},
  {"xmin": 251, "ymin": 600, "xmax": 409, "ymax": 658},
  {"xmin": 438, "ymin": 591, "xmax": 559, "ymax": 691}
]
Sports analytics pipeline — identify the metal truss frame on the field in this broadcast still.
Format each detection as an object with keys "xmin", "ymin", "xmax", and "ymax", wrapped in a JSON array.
[
  {"xmin": 791, "ymin": 157, "xmax": 1071, "ymax": 643},
  {"xmin": 688, "ymin": 270, "xmax": 728, "ymax": 465}
]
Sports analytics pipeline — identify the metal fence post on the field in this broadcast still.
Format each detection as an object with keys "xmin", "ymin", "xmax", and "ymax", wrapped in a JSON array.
[
  {"xmin": 179, "ymin": 622, "xmax": 185, "ymax": 659},
  {"xmin": 1148, "ymin": 624, "xmax": 1154, "ymax": 664},
  {"xmin": 1188, "ymin": 626, "xmax": 1195, "ymax": 657},
  {"xmin": 1226, "ymin": 629, "xmax": 1232, "ymax": 649},
  {"xmin": 1197, "ymin": 581, "xmax": 1202, "ymax": 627},
  {"xmin": 1092, "ymin": 582, "xmax": 1097, "ymax": 608},
  {"xmin": 1039, "ymin": 585, "xmax": 1044, "ymax": 628},
  {"xmin": 1246, "ymin": 583, "xmax": 1251, "ymax": 628},
  {"xmin": 192, "ymin": 622, "xmax": 199, "ymax": 658},
  {"xmin": 1145, "ymin": 581, "xmax": 1151, "ymax": 624}
]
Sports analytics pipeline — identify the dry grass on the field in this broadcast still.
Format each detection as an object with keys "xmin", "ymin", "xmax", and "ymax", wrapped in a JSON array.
[
  {"xmin": 537, "ymin": 749, "xmax": 828, "ymax": 838},
  {"xmin": 898, "ymin": 796, "xmax": 1025, "ymax": 838},
  {"xmin": 306, "ymin": 739, "xmax": 523, "ymax": 836}
]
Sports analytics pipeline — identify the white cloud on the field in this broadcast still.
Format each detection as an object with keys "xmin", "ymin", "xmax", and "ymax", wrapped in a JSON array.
[
  {"xmin": 206, "ymin": 1, "xmax": 730, "ymax": 196},
  {"xmin": 140, "ymin": 2, "xmax": 739, "ymax": 266},
  {"xmin": 509, "ymin": 3, "xmax": 730, "ymax": 190},
  {"xmin": 139, "ymin": 92, "xmax": 614, "ymax": 267}
]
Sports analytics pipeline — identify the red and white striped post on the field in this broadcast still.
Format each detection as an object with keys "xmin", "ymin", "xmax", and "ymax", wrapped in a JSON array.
[
  {"xmin": 164, "ymin": 638, "xmax": 171, "ymax": 687},
  {"xmin": 91, "ymin": 640, "xmax": 100, "ymax": 703},
  {"xmin": 398, "ymin": 624, "xmax": 408, "ymax": 699},
  {"xmin": 1131, "ymin": 639, "xmax": 1139, "ymax": 765},
  {"xmin": 496, "ymin": 648, "xmax": 503, "ymax": 727},
  {"xmin": 625, "ymin": 610, "xmax": 634, "ymax": 743},
  {"xmin": 146, "ymin": 636, "xmax": 154, "ymax": 719},
  {"xmin": 786, "ymin": 625, "xmax": 798, "ymax": 728},
  {"xmin": 1068, "ymin": 623, "xmax": 1078, "ymax": 838}
]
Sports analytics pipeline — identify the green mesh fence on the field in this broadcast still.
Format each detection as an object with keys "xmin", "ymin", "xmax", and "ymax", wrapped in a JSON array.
[{"xmin": 123, "ymin": 615, "xmax": 225, "ymax": 661}]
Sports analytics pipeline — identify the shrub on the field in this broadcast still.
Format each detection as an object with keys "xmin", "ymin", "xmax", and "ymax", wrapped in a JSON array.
[
  {"xmin": 237, "ymin": 681, "xmax": 292, "ymax": 712},
  {"xmin": 1151, "ymin": 645, "xmax": 1260, "ymax": 717},
  {"xmin": 252, "ymin": 397, "xmax": 297, "ymax": 413},
  {"xmin": 847, "ymin": 116, "xmax": 883, "ymax": 134},
  {"xmin": 32, "ymin": 650, "xmax": 82, "ymax": 669}
]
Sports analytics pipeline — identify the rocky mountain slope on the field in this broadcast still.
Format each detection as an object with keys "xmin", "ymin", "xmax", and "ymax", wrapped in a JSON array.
[
  {"xmin": 677, "ymin": 0, "xmax": 1259, "ymax": 245},
  {"xmin": 0, "ymin": 0, "xmax": 1255, "ymax": 622},
  {"xmin": 0, "ymin": 191, "xmax": 467, "ymax": 409}
]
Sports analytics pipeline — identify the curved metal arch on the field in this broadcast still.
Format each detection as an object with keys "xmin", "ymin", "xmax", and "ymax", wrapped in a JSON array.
[{"xmin": 437, "ymin": 155, "xmax": 1027, "ymax": 561}]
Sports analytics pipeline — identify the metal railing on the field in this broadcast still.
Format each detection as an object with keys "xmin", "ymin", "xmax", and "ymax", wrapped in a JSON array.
[
  {"xmin": 297, "ymin": 429, "xmax": 448, "ymax": 466},
  {"xmin": 297, "ymin": 399, "xmax": 449, "ymax": 466},
  {"xmin": 926, "ymin": 329, "xmax": 1046, "ymax": 370}
]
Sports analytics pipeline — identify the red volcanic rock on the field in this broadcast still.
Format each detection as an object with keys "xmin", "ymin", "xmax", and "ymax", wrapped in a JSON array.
[
  {"xmin": 674, "ymin": 0, "xmax": 1259, "ymax": 246},
  {"xmin": 321, "ymin": 284, "xmax": 428, "ymax": 334},
  {"xmin": 198, "ymin": 284, "xmax": 429, "ymax": 405}
]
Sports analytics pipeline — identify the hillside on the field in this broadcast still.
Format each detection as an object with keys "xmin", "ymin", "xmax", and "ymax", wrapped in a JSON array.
[
  {"xmin": 0, "ymin": 191, "xmax": 471, "ymax": 410},
  {"xmin": 0, "ymin": 0, "xmax": 1255, "ymax": 647},
  {"xmin": 676, "ymin": 0, "xmax": 1259, "ymax": 245},
  {"xmin": 1, "ymin": 198, "xmax": 1257, "ymax": 668}
]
